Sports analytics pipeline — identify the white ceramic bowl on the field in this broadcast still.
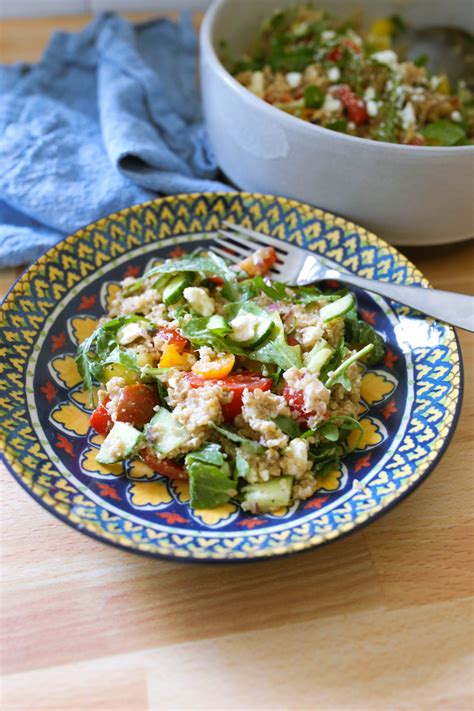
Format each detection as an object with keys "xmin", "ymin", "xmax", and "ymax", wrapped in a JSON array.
[{"xmin": 200, "ymin": 0, "xmax": 474, "ymax": 246}]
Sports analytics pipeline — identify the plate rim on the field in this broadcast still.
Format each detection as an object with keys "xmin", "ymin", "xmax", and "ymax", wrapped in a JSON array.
[{"xmin": 0, "ymin": 191, "xmax": 464, "ymax": 562}]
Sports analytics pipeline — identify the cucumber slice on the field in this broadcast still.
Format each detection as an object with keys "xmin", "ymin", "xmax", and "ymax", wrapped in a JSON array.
[
  {"xmin": 320, "ymin": 293, "xmax": 355, "ymax": 323},
  {"xmin": 96, "ymin": 421, "xmax": 143, "ymax": 465},
  {"xmin": 163, "ymin": 273, "xmax": 194, "ymax": 306},
  {"xmin": 207, "ymin": 314, "xmax": 231, "ymax": 335},
  {"xmin": 242, "ymin": 476, "xmax": 293, "ymax": 513},
  {"xmin": 304, "ymin": 339, "xmax": 334, "ymax": 374},
  {"xmin": 144, "ymin": 407, "xmax": 190, "ymax": 456}
]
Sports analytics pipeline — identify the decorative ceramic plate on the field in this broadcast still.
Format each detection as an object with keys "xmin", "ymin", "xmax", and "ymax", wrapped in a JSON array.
[{"xmin": 0, "ymin": 193, "xmax": 462, "ymax": 561}]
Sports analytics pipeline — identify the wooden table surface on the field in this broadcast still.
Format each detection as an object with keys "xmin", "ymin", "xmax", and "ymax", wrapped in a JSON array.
[{"xmin": 1, "ymin": 14, "xmax": 473, "ymax": 711}]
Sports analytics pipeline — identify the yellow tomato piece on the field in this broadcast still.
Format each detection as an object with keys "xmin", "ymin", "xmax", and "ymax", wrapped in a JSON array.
[
  {"xmin": 437, "ymin": 74, "xmax": 451, "ymax": 95},
  {"xmin": 370, "ymin": 18, "xmax": 394, "ymax": 37},
  {"xmin": 159, "ymin": 343, "xmax": 189, "ymax": 368},
  {"xmin": 192, "ymin": 353, "xmax": 235, "ymax": 379}
]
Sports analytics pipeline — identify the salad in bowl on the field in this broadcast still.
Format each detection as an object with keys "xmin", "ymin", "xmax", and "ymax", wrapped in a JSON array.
[{"xmin": 77, "ymin": 245, "xmax": 384, "ymax": 514}]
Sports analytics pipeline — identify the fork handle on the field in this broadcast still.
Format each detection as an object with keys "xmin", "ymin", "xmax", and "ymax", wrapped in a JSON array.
[{"xmin": 324, "ymin": 270, "xmax": 474, "ymax": 332}]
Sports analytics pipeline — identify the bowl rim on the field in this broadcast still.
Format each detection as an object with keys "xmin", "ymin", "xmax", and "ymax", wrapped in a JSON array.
[{"xmin": 200, "ymin": 0, "xmax": 474, "ymax": 155}]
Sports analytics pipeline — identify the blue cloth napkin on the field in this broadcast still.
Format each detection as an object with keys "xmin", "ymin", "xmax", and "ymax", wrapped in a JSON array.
[{"xmin": 0, "ymin": 13, "xmax": 229, "ymax": 268}]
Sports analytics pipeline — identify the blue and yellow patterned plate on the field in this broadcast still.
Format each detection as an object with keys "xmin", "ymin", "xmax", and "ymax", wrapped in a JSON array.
[{"xmin": 0, "ymin": 193, "xmax": 463, "ymax": 561}]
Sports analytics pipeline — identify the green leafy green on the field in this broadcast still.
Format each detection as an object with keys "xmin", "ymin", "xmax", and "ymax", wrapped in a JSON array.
[
  {"xmin": 325, "ymin": 344, "xmax": 374, "ymax": 389},
  {"xmin": 210, "ymin": 422, "xmax": 264, "ymax": 454},
  {"xmin": 180, "ymin": 316, "xmax": 246, "ymax": 355},
  {"xmin": 344, "ymin": 309, "xmax": 385, "ymax": 366},
  {"xmin": 420, "ymin": 119, "xmax": 466, "ymax": 146},
  {"xmin": 306, "ymin": 416, "xmax": 364, "ymax": 475},
  {"xmin": 185, "ymin": 444, "xmax": 237, "ymax": 509},
  {"xmin": 325, "ymin": 119, "xmax": 348, "ymax": 133},
  {"xmin": 304, "ymin": 85, "xmax": 325, "ymax": 108},
  {"xmin": 248, "ymin": 313, "xmax": 302, "ymax": 370},
  {"xmin": 273, "ymin": 415, "xmax": 301, "ymax": 438}
]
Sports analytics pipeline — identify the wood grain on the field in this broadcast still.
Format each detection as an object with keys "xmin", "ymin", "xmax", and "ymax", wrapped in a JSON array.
[{"xmin": 1, "ymin": 14, "xmax": 473, "ymax": 711}]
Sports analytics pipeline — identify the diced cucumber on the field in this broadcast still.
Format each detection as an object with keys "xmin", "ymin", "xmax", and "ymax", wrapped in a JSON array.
[
  {"xmin": 103, "ymin": 362, "xmax": 139, "ymax": 385},
  {"xmin": 304, "ymin": 339, "xmax": 334, "ymax": 374},
  {"xmin": 163, "ymin": 273, "xmax": 194, "ymax": 306},
  {"xmin": 207, "ymin": 314, "xmax": 231, "ymax": 335},
  {"xmin": 96, "ymin": 421, "xmax": 143, "ymax": 465},
  {"xmin": 320, "ymin": 293, "xmax": 355, "ymax": 323},
  {"xmin": 144, "ymin": 407, "xmax": 189, "ymax": 456},
  {"xmin": 242, "ymin": 476, "xmax": 293, "ymax": 513}
]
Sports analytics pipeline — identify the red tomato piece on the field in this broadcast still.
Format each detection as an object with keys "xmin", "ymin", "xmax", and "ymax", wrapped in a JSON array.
[
  {"xmin": 155, "ymin": 327, "xmax": 188, "ymax": 352},
  {"xmin": 287, "ymin": 335, "xmax": 299, "ymax": 346},
  {"xmin": 140, "ymin": 448, "xmax": 188, "ymax": 480},
  {"xmin": 325, "ymin": 46, "xmax": 342, "ymax": 62},
  {"xmin": 282, "ymin": 386, "xmax": 316, "ymax": 425},
  {"xmin": 336, "ymin": 84, "xmax": 369, "ymax": 125},
  {"xmin": 89, "ymin": 397, "xmax": 112, "ymax": 435},
  {"xmin": 238, "ymin": 247, "xmax": 278, "ymax": 277},
  {"xmin": 342, "ymin": 38, "xmax": 361, "ymax": 53},
  {"xmin": 209, "ymin": 275, "xmax": 224, "ymax": 286},
  {"xmin": 183, "ymin": 372, "xmax": 273, "ymax": 420},
  {"xmin": 116, "ymin": 384, "xmax": 160, "ymax": 428},
  {"xmin": 407, "ymin": 135, "xmax": 425, "ymax": 146}
]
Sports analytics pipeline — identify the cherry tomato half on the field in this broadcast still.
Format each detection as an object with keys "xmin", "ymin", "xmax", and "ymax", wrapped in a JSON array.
[
  {"xmin": 183, "ymin": 372, "xmax": 273, "ymax": 420},
  {"xmin": 140, "ymin": 448, "xmax": 188, "ymax": 480},
  {"xmin": 89, "ymin": 396, "xmax": 112, "ymax": 435},
  {"xmin": 116, "ymin": 384, "xmax": 160, "ymax": 428},
  {"xmin": 154, "ymin": 327, "xmax": 188, "ymax": 352}
]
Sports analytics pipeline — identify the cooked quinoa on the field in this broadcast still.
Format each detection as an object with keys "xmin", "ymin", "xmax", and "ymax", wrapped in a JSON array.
[
  {"xmin": 77, "ymin": 246, "xmax": 385, "ymax": 513},
  {"xmin": 226, "ymin": 5, "xmax": 474, "ymax": 146}
]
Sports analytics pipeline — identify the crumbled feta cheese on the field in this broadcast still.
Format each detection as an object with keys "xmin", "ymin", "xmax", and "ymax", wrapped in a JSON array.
[
  {"xmin": 366, "ymin": 100, "xmax": 379, "ymax": 117},
  {"xmin": 116, "ymin": 321, "xmax": 148, "ymax": 346},
  {"xmin": 327, "ymin": 66, "xmax": 340, "ymax": 82},
  {"xmin": 183, "ymin": 287, "xmax": 215, "ymax": 317},
  {"xmin": 249, "ymin": 71, "xmax": 265, "ymax": 97},
  {"xmin": 400, "ymin": 101, "xmax": 416, "ymax": 129},
  {"xmin": 241, "ymin": 389, "xmax": 290, "ymax": 449},
  {"xmin": 348, "ymin": 121, "xmax": 356, "ymax": 130},
  {"xmin": 321, "ymin": 30, "xmax": 336, "ymax": 41},
  {"xmin": 371, "ymin": 50, "xmax": 398, "ymax": 70},
  {"xmin": 229, "ymin": 313, "xmax": 260, "ymax": 342},
  {"xmin": 281, "ymin": 438, "xmax": 312, "ymax": 479},
  {"xmin": 386, "ymin": 79, "xmax": 394, "ymax": 91},
  {"xmin": 323, "ymin": 93, "xmax": 342, "ymax": 114},
  {"xmin": 364, "ymin": 87, "xmax": 376, "ymax": 101},
  {"xmin": 430, "ymin": 75, "xmax": 441, "ymax": 90},
  {"xmin": 451, "ymin": 110, "xmax": 462, "ymax": 122},
  {"xmin": 286, "ymin": 71, "xmax": 302, "ymax": 88}
]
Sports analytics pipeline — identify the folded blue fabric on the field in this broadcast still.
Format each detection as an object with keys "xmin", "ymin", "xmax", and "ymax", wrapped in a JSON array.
[{"xmin": 0, "ymin": 13, "xmax": 229, "ymax": 268}]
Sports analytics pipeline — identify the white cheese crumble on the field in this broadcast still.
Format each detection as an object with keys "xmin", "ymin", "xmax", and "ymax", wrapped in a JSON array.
[
  {"xmin": 400, "ymin": 101, "xmax": 416, "ymax": 129},
  {"xmin": 430, "ymin": 75, "xmax": 441, "ymax": 90},
  {"xmin": 451, "ymin": 110, "xmax": 462, "ymax": 122},
  {"xmin": 183, "ymin": 287, "xmax": 215, "ymax": 316},
  {"xmin": 371, "ymin": 50, "xmax": 398, "ymax": 70},
  {"xmin": 116, "ymin": 321, "xmax": 148, "ymax": 346},
  {"xmin": 286, "ymin": 71, "xmax": 302, "ymax": 88},
  {"xmin": 229, "ymin": 313, "xmax": 260, "ymax": 342},
  {"xmin": 327, "ymin": 66, "xmax": 340, "ymax": 82},
  {"xmin": 323, "ymin": 93, "xmax": 342, "ymax": 114},
  {"xmin": 366, "ymin": 100, "xmax": 379, "ymax": 117},
  {"xmin": 321, "ymin": 30, "xmax": 336, "ymax": 41}
]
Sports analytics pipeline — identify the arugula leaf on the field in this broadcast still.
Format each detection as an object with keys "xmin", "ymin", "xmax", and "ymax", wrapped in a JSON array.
[
  {"xmin": 185, "ymin": 444, "xmax": 236, "ymax": 509},
  {"xmin": 307, "ymin": 416, "xmax": 363, "ymax": 475},
  {"xmin": 210, "ymin": 422, "xmax": 265, "ymax": 454},
  {"xmin": 344, "ymin": 310, "xmax": 385, "ymax": 366},
  {"xmin": 325, "ymin": 344, "xmax": 374, "ymax": 390},
  {"xmin": 253, "ymin": 275, "xmax": 292, "ymax": 302},
  {"xmin": 102, "ymin": 346, "xmax": 138, "ymax": 371},
  {"xmin": 319, "ymin": 422, "xmax": 340, "ymax": 441},
  {"xmin": 248, "ymin": 313, "xmax": 302, "ymax": 370},
  {"xmin": 319, "ymin": 338, "xmax": 346, "ymax": 383},
  {"xmin": 181, "ymin": 316, "xmax": 246, "ymax": 355},
  {"xmin": 273, "ymin": 415, "xmax": 301, "ymax": 438},
  {"xmin": 420, "ymin": 119, "xmax": 466, "ymax": 147}
]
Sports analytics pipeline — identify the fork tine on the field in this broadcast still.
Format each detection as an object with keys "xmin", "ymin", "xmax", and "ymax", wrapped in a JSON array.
[
  {"xmin": 211, "ymin": 245, "xmax": 240, "ymax": 263},
  {"xmin": 222, "ymin": 221, "xmax": 289, "ymax": 254},
  {"xmin": 218, "ymin": 231, "xmax": 253, "ymax": 258}
]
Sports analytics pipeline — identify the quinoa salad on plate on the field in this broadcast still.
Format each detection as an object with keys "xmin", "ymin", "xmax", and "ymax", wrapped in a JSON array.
[
  {"xmin": 226, "ymin": 4, "xmax": 474, "ymax": 146},
  {"xmin": 77, "ymin": 245, "xmax": 385, "ymax": 514}
]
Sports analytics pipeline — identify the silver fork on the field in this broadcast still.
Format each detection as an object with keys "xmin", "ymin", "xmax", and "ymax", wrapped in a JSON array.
[{"xmin": 215, "ymin": 221, "xmax": 474, "ymax": 332}]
